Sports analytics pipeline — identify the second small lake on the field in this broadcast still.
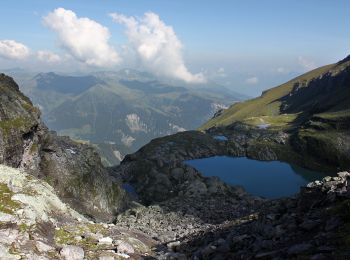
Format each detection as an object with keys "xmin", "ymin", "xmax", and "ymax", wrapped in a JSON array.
[{"xmin": 185, "ymin": 156, "xmax": 328, "ymax": 199}]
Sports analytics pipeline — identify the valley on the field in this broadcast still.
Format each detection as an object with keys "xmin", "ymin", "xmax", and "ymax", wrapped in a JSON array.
[{"xmin": 9, "ymin": 70, "xmax": 244, "ymax": 166}]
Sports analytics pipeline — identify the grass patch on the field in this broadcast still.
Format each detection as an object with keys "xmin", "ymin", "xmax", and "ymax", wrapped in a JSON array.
[
  {"xmin": 242, "ymin": 114, "xmax": 298, "ymax": 130},
  {"xmin": 0, "ymin": 183, "xmax": 21, "ymax": 214},
  {"xmin": 18, "ymin": 223, "xmax": 31, "ymax": 233},
  {"xmin": 54, "ymin": 227, "xmax": 75, "ymax": 245},
  {"xmin": 314, "ymin": 110, "xmax": 350, "ymax": 120},
  {"xmin": 0, "ymin": 117, "xmax": 31, "ymax": 137},
  {"xmin": 21, "ymin": 102, "xmax": 39, "ymax": 114},
  {"xmin": 54, "ymin": 224, "xmax": 108, "ymax": 250},
  {"xmin": 30, "ymin": 143, "xmax": 38, "ymax": 154}
]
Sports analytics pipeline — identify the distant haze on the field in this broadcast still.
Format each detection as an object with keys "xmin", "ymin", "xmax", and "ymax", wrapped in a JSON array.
[{"xmin": 0, "ymin": 0, "xmax": 349, "ymax": 96}]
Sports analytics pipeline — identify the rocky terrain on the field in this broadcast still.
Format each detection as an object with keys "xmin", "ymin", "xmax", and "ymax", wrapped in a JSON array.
[
  {"xmin": 173, "ymin": 171, "xmax": 350, "ymax": 259},
  {"xmin": 0, "ymin": 164, "xmax": 157, "ymax": 259}
]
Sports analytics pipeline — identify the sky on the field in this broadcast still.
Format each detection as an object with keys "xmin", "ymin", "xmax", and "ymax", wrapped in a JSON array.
[{"xmin": 0, "ymin": 0, "xmax": 349, "ymax": 96}]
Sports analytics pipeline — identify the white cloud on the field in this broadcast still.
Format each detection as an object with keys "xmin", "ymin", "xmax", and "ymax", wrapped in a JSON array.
[
  {"xmin": 43, "ymin": 8, "xmax": 120, "ymax": 67},
  {"xmin": 37, "ymin": 50, "xmax": 61, "ymax": 63},
  {"xmin": 298, "ymin": 56, "xmax": 316, "ymax": 71},
  {"xmin": 110, "ymin": 12, "xmax": 206, "ymax": 83},
  {"xmin": 216, "ymin": 67, "xmax": 226, "ymax": 77},
  {"xmin": 276, "ymin": 67, "xmax": 287, "ymax": 73},
  {"xmin": 0, "ymin": 40, "xmax": 30, "ymax": 60},
  {"xmin": 245, "ymin": 76, "xmax": 258, "ymax": 85}
]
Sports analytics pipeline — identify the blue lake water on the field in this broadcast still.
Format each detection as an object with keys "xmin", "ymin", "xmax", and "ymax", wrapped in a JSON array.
[
  {"xmin": 185, "ymin": 156, "xmax": 328, "ymax": 199},
  {"xmin": 122, "ymin": 183, "xmax": 138, "ymax": 199},
  {"xmin": 213, "ymin": 135, "xmax": 228, "ymax": 141}
]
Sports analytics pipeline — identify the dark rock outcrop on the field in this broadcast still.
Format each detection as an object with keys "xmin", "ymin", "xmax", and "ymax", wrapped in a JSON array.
[
  {"xmin": 115, "ymin": 125, "xmax": 301, "ymax": 204},
  {"xmin": 174, "ymin": 172, "xmax": 350, "ymax": 259}
]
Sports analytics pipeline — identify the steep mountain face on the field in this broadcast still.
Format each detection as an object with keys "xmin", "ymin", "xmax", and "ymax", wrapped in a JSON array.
[
  {"xmin": 14, "ymin": 71, "xmax": 244, "ymax": 165},
  {"xmin": 0, "ymin": 74, "xmax": 127, "ymax": 221},
  {"xmin": 201, "ymin": 56, "xmax": 350, "ymax": 171}
]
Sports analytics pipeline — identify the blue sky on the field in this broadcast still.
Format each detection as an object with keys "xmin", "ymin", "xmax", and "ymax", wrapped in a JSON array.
[{"xmin": 0, "ymin": 0, "xmax": 349, "ymax": 95}]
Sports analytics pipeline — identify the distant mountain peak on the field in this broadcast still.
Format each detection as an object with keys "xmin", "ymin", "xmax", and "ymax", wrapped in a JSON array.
[
  {"xmin": 33, "ymin": 72, "xmax": 103, "ymax": 95},
  {"xmin": 337, "ymin": 54, "xmax": 350, "ymax": 65}
]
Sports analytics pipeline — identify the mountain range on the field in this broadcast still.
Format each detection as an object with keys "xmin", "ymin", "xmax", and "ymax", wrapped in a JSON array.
[{"xmin": 9, "ymin": 69, "xmax": 246, "ymax": 165}]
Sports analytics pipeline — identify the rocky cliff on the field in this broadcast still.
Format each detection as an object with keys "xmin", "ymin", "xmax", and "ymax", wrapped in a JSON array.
[{"xmin": 0, "ymin": 73, "xmax": 127, "ymax": 221}]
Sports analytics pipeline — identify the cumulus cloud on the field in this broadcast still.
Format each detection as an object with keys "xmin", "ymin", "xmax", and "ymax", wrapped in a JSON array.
[
  {"xmin": 37, "ymin": 50, "xmax": 61, "ymax": 63},
  {"xmin": 245, "ymin": 76, "xmax": 259, "ymax": 85},
  {"xmin": 298, "ymin": 56, "xmax": 316, "ymax": 71},
  {"xmin": 43, "ymin": 8, "xmax": 120, "ymax": 67},
  {"xmin": 0, "ymin": 40, "xmax": 30, "ymax": 60},
  {"xmin": 110, "ymin": 12, "xmax": 206, "ymax": 83}
]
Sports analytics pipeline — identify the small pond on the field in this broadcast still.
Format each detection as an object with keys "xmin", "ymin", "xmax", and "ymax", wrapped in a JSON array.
[
  {"xmin": 185, "ymin": 156, "xmax": 328, "ymax": 199},
  {"xmin": 213, "ymin": 135, "xmax": 228, "ymax": 141}
]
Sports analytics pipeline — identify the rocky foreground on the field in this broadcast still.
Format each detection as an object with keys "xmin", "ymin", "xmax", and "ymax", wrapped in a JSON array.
[{"xmin": 1, "ymin": 163, "xmax": 350, "ymax": 259}]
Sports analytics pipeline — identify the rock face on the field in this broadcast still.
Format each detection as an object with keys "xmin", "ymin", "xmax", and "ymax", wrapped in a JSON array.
[{"xmin": 0, "ymin": 74, "xmax": 127, "ymax": 221}]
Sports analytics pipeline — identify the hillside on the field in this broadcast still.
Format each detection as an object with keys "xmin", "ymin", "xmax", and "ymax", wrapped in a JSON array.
[
  {"xmin": 201, "ymin": 56, "xmax": 350, "ymax": 130},
  {"xmin": 199, "ymin": 56, "xmax": 350, "ymax": 171}
]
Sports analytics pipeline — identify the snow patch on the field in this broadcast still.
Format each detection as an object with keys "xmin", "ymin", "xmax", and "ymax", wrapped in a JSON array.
[
  {"xmin": 169, "ymin": 123, "xmax": 186, "ymax": 133},
  {"xmin": 257, "ymin": 124, "xmax": 271, "ymax": 129},
  {"xmin": 211, "ymin": 103, "xmax": 228, "ymax": 112},
  {"xmin": 113, "ymin": 150, "xmax": 124, "ymax": 161},
  {"xmin": 121, "ymin": 134, "xmax": 135, "ymax": 147},
  {"xmin": 125, "ymin": 114, "xmax": 148, "ymax": 133}
]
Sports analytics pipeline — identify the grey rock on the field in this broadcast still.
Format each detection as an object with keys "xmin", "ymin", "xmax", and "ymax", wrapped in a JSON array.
[
  {"xmin": 299, "ymin": 220, "xmax": 320, "ymax": 231},
  {"xmin": 35, "ymin": 241, "xmax": 54, "ymax": 253},
  {"xmin": 287, "ymin": 243, "xmax": 312, "ymax": 255},
  {"xmin": 60, "ymin": 245, "xmax": 84, "ymax": 260},
  {"xmin": 116, "ymin": 240, "xmax": 135, "ymax": 254}
]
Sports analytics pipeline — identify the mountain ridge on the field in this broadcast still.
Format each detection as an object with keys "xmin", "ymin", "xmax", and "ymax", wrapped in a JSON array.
[{"xmin": 13, "ymin": 70, "xmax": 245, "ymax": 165}]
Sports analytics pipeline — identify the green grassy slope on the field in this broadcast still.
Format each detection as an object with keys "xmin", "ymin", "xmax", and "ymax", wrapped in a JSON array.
[{"xmin": 201, "ymin": 56, "xmax": 350, "ymax": 130}]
